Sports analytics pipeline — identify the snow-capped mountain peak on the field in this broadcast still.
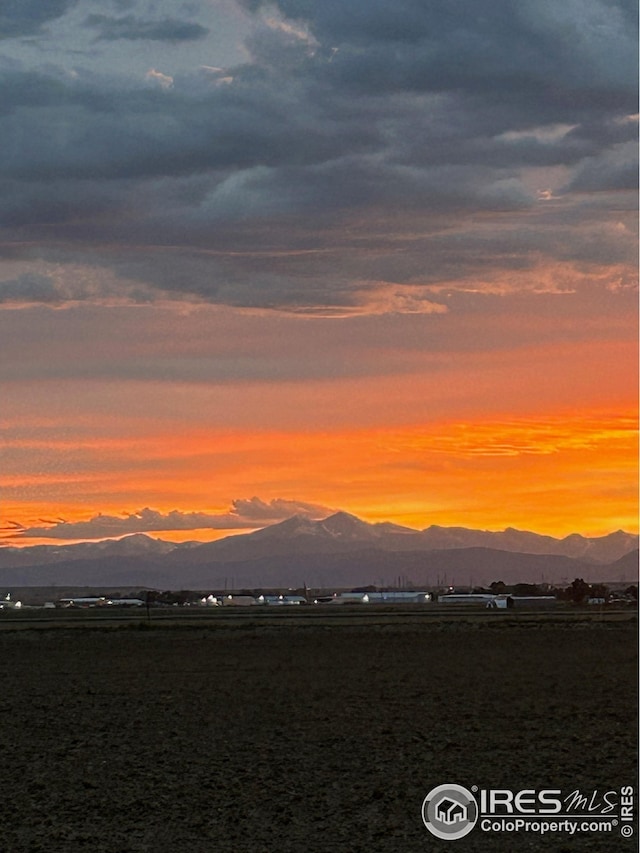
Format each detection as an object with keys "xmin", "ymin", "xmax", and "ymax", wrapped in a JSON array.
[{"xmin": 320, "ymin": 512, "xmax": 377, "ymax": 539}]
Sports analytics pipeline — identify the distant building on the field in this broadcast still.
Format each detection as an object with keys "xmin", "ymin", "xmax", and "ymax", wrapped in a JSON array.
[
  {"xmin": 492, "ymin": 595, "xmax": 557, "ymax": 609},
  {"xmin": 367, "ymin": 591, "xmax": 431, "ymax": 603},
  {"xmin": 316, "ymin": 591, "xmax": 431, "ymax": 604},
  {"xmin": 221, "ymin": 595, "xmax": 257, "ymax": 606},
  {"xmin": 439, "ymin": 594, "xmax": 496, "ymax": 606}
]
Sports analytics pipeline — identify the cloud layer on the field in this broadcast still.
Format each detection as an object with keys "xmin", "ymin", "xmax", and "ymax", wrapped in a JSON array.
[
  {"xmin": 85, "ymin": 14, "xmax": 210, "ymax": 43},
  {"xmin": 11, "ymin": 498, "xmax": 335, "ymax": 540},
  {"xmin": 0, "ymin": 0, "xmax": 636, "ymax": 315}
]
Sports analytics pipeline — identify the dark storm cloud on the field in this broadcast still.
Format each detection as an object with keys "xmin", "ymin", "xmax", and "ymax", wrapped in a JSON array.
[
  {"xmin": 0, "ymin": 0, "xmax": 79, "ymax": 38},
  {"xmin": 0, "ymin": 64, "xmax": 379, "ymax": 186},
  {"xmin": 1, "ymin": 1, "xmax": 634, "ymax": 187},
  {"xmin": 0, "ymin": 0, "xmax": 636, "ymax": 312},
  {"xmin": 84, "ymin": 14, "xmax": 209, "ymax": 43},
  {"xmin": 564, "ymin": 141, "xmax": 639, "ymax": 193},
  {"xmin": 244, "ymin": 0, "xmax": 637, "ymax": 103},
  {"xmin": 0, "ymin": 176, "xmax": 129, "ymax": 229}
]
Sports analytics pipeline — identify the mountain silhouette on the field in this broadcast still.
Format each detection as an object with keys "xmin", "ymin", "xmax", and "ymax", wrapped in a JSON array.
[{"xmin": 0, "ymin": 513, "xmax": 636, "ymax": 589}]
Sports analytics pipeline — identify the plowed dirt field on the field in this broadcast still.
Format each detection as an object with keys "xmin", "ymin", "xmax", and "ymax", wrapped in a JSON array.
[{"xmin": 0, "ymin": 613, "xmax": 635, "ymax": 852}]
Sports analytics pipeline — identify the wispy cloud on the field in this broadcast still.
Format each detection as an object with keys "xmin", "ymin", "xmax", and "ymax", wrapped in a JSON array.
[{"xmin": 9, "ymin": 498, "xmax": 335, "ymax": 540}]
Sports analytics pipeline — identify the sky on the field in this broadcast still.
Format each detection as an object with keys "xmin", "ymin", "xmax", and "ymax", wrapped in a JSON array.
[{"xmin": 1, "ymin": 0, "xmax": 638, "ymax": 545}]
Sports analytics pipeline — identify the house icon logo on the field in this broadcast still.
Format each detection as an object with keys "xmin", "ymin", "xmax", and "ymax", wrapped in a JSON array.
[
  {"xmin": 436, "ymin": 797, "xmax": 466, "ymax": 825},
  {"xmin": 421, "ymin": 784, "xmax": 478, "ymax": 840}
]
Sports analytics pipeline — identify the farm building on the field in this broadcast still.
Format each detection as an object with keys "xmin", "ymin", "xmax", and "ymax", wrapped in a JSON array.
[
  {"xmin": 319, "ymin": 591, "xmax": 432, "ymax": 604},
  {"xmin": 490, "ymin": 595, "xmax": 557, "ymax": 609},
  {"xmin": 366, "ymin": 591, "xmax": 431, "ymax": 604},
  {"xmin": 439, "ymin": 594, "xmax": 497, "ymax": 606},
  {"xmin": 221, "ymin": 595, "xmax": 258, "ymax": 607}
]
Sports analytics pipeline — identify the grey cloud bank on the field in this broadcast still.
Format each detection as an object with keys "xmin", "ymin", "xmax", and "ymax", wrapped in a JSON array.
[
  {"xmin": 0, "ymin": 0, "xmax": 79, "ymax": 39},
  {"xmin": 85, "ymin": 14, "xmax": 210, "ymax": 43},
  {"xmin": 0, "ymin": 0, "xmax": 636, "ymax": 314}
]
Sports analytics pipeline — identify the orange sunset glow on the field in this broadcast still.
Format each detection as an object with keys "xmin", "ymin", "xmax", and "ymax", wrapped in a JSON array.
[
  {"xmin": 4, "ymin": 403, "xmax": 637, "ymax": 544},
  {"xmin": 1, "ymin": 0, "xmax": 637, "ymax": 552}
]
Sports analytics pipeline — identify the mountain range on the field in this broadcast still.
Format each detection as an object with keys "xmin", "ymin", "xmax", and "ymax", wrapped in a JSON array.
[{"xmin": 0, "ymin": 512, "xmax": 637, "ymax": 590}]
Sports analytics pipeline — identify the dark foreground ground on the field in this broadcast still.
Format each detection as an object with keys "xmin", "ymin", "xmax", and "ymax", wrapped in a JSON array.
[{"xmin": 0, "ymin": 612, "xmax": 636, "ymax": 852}]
